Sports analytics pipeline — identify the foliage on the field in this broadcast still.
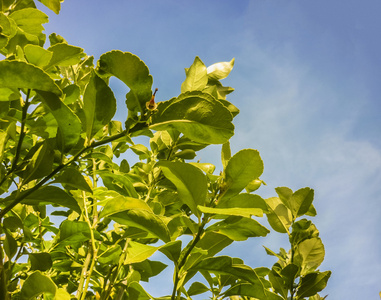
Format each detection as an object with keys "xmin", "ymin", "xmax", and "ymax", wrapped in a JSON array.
[{"xmin": 0, "ymin": 1, "xmax": 330, "ymax": 299}]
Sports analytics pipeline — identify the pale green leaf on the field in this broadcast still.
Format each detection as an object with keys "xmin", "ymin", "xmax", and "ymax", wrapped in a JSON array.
[
  {"xmin": 181, "ymin": 56, "xmax": 208, "ymax": 93},
  {"xmin": 58, "ymin": 220, "xmax": 90, "ymax": 245},
  {"xmin": 156, "ymin": 160, "xmax": 207, "ymax": 218},
  {"xmin": 24, "ymin": 44, "xmax": 52, "ymax": 67},
  {"xmin": 224, "ymin": 283, "xmax": 284, "ymax": 300},
  {"xmin": 83, "ymin": 70, "xmax": 116, "ymax": 140},
  {"xmin": 197, "ymin": 205, "xmax": 263, "ymax": 218},
  {"xmin": 37, "ymin": 0, "xmax": 62, "ymax": 14},
  {"xmin": 217, "ymin": 193, "xmax": 268, "ymax": 212},
  {"xmin": 207, "ymin": 58, "xmax": 235, "ymax": 81},
  {"xmin": 276, "ymin": 187, "xmax": 314, "ymax": 218},
  {"xmin": 151, "ymin": 91, "xmax": 234, "ymax": 144},
  {"xmin": 125, "ymin": 241, "xmax": 158, "ymax": 264}
]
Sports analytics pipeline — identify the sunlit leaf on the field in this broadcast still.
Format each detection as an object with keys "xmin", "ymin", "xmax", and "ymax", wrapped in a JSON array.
[
  {"xmin": 294, "ymin": 237, "xmax": 325, "ymax": 275},
  {"xmin": 125, "ymin": 241, "xmax": 158, "ymax": 264},
  {"xmin": 276, "ymin": 187, "xmax": 314, "ymax": 218},
  {"xmin": 221, "ymin": 149, "xmax": 264, "ymax": 200},
  {"xmin": 37, "ymin": 0, "xmax": 62, "ymax": 14},
  {"xmin": 58, "ymin": 220, "xmax": 90, "ymax": 245},
  {"xmin": 188, "ymin": 281, "xmax": 209, "ymax": 296},
  {"xmin": 181, "ymin": 56, "xmax": 208, "ymax": 93},
  {"xmin": 198, "ymin": 205, "xmax": 263, "ymax": 218},
  {"xmin": 45, "ymin": 43, "xmax": 85, "ymax": 70},
  {"xmin": 24, "ymin": 44, "xmax": 52, "ymax": 67},
  {"xmin": 99, "ymin": 195, "xmax": 152, "ymax": 219},
  {"xmin": 151, "ymin": 91, "xmax": 234, "ymax": 144},
  {"xmin": 0, "ymin": 60, "xmax": 62, "ymax": 95},
  {"xmin": 159, "ymin": 240, "xmax": 182, "ymax": 262},
  {"xmin": 97, "ymin": 50, "xmax": 152, "ymax": 114}
]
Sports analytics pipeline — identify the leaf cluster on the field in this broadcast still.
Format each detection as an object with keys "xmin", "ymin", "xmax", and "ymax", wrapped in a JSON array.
[{"xmin": 0, "ymin": 1, "xmax": 330, "ymax": 300}]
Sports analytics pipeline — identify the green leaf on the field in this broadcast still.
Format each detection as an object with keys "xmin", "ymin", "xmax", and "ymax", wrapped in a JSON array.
[
  {"xmin": 127, "ymin": 282, "xmax": 153, "ymax": 300},
  {"xmin": 20, "ymin": 271, "xmax": 57, "ymax": 300},
  {"xmin": 98, "ymin": 170, "xmax": 138, "ymax": 198},
  {"xmin": 290, "ymin": 219, "xmax": 319, "ymax": 246},
  {"xmin": 217, "ymin": 193, "xmax": 268, "ymax": 213},
  {"xmin": 224, "ymin": 283, "xmax": 284, "ymax": 300},
  {"xmin": 265, "ymin": 197, "xmax": 292, "ymax": 234},
  {"xmin": 197, "ymin": 205, "xmax": 263, "ymax": 218},
  {"xmin": 110, "ymin": 209, "xmax": 170, "ymax": 242},
  {"xmin": 280, "ymin": 263, "xmax": 299, "ymax": 287},
  {"xmin": 83, "ymin": 70, "xmax": 116, "ymax": 140},
  {"xmin": 132, "ymin": 259, "xmax": 167, "ymax": 281},
  {"xmin": 268, "ymin": 270, "xmax": 288, "ymax": 299},
  {"xmin": 37, "ymin": 90, "xmax": 81, "ymax": 152},
  {"xmin": 151, "ymin": 91, "xmax": 234, "ymax": 144},
  {"xmin": 297, "ymin": 271, "xmax": 331, "ymax": 298},
  {"xmin": 37, "ymin": 0, "xmax": 62, "ymax": 14},
  {"xmin": 206, "ymin": 217, "xmax": 269, "ymax": 241},
  {"xmin": 221, "ymin": 149, "xmax": 264, "ymax": 200},
  {"xmin": 28, "ymin": 253, "xmax": 52, "ymax": 271},
  {"xmin": 98, "ymin": 244, "xmax": 122, "ymax": 264},
  {"xmin": 294, "ymin": 237, "xmax": 325, "ymax": 275},
  {"xmin": 276, "ymin": 187, "xmax": 314, "ymax": 218},
  {"xmin": 22, "ymin": 141, "xmax": 54, "ymax": 184},
  {"xmin": 45, "ymin": 43, "xmax": 85, "ymax": 70},
  {"xmin": 157, "ymin": 160, "xmax": 207, "ymax": 218},
  {"xmin": 207, "ymin": 58, "xmax": 235, "ymax": 81},
  {"xmin": 97, "ymin": 50, "xmax": 153, "ymax": 114},
  {"xmin": 5, "ymin": 186, "xmax": 81, "ymax": 214},
  {"xmin": 53, "ymin": 167, "xmax": 92, "ymax": 193},
  {"xmin": 99, "ymin": 195, "xmax": 152, "ymax": 219},
  {"xmin": 159, "ymin": 240, "xmax": 182, "ymax": 262},
  {"xmin": 0, "ymin": 60, "xmax": 62, "ymax": 95},
  {"xmin": 4, "ymin": 228, "xmax": 17, "ymax": 259},
  {"xmin": 0, "ymin": 87, "xmax": 20, "ymax": 102},
  {"xmin": 181, "ymin": 56, "xmax": 208, "ymax": 93},
  {"xmin": 125, "ymin": 241, "xmax": 158, "ymax": 264},
  {"xmin": 221, "ymin": 141, "xmax": 231, "ymax": 168},
  {"xmin": 187, "ymin": 281, "xmax": 209, "ymax": 296},
  {"xmin": 24, "ymin": 44, "xmax": 53, "ymax": 67},
  {"xmin": 58, "ymin": 220, "xmax": 90, "ymax": 245}
]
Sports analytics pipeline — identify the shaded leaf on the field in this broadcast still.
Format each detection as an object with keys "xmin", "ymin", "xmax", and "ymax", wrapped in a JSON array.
[
  {"xmin": 297, "ymin": 271, "xmax": 331, "ymax": 298},
  {"xmin": 58, "ymin": 220, "xmax": 90, "ymax": 245},
  {"xmin": 224, "ymin": 283, "xmax": 284, "ymax": 300},
  {"xmin": 276, "ymin": 187, "xmax": 314, "ymax": 218},
  {"xmin": 4, "ymin": 229, "xmax": 17, "ymax": 259},
  {"xmin": 20, "ymin": 271, "xmax": 57, "ymax": 300},
  {"xmin": 159, "ymin": 240, "xmax": 182, "ymax": 262},
  {"xmin": 187, "ymin": 281, "xmax": 209, "ymax": 296},
  {"xmin": 37, "ymin": 90, "xmax": 81, "ymax": 152},
  {"xmin": 53, "ymin": 167, "xmax": 92, "ymax": 193},
  {"xmin": 157, "ymin": 160, "xmax": 207, "ymax": 218},
  {"xmin": 28, "ymin": 253, "xmax": 52, "ymax": 271},
  {"xmin": 294, "ymin": 237, "xmax": 325, "ymax": 275},
  {"xmin": 83, "ymin": 70, "xmax": 116, "ymax": 140}
]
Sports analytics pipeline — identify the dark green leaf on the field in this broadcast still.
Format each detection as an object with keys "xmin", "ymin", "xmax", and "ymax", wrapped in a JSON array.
[
  {"xmin": 187, "ymin": 281, "xmax": 209, "ymax": 296},
  {"xmin": 297, "ymin": 271, "xmax": 331, "ymax": 298},
  {"xmin": 58, "ymin": 220, "xmax": 90, "ymax": 245},
  {"xmin": 290, "ymin": 219, "xmax": 319, "ymax": 246},
  {"xmin": 53, "ymin": 167, "xmax": 92, "ymax": 193},
  {"xmin": 83, "ymin": 70, "xmax": 116, "ymax": 140},
  {"xmin": 5, "ymin": 186, "xmax": 81, "ymax": 214},
  {"xmin": 159, "ymin": 240, "xmax": 182, "ymax": 262},
  {"xmin": 222, "ymin": 149, "xmax": 263, "ymax": 200},
  {"xmin": 268, "ymin": 270, "xmax": 288, "ymax": 299},
  {"xmin": 181, "ymin": 56, "xmax": 208, "ymax": 93},
  {"xmin": 224, "ymin": 283, "xmax": 284, "ymax": 300},
  {"xmin": 37, "ymin": 90, "xmax": 81, "ymax": 152},
  {"xmin": 20, "ymin": 271, "xmax": 57, "ymax": 300},
  {"xmin": 4, "ymin": 229, "xmax": 17, "ymax": 259},
  {"xmin": 157, "ymin": 160, "xmax": 207, "ymax": 218},
  {"xmin": 151, "ymin": 91, "xmax": 234, "ymax": 144},
  {"xmin": 28, "ymin": 252, "xmax": 52, "ymax": 271},
  {"xmin": 0, "ymin": 60, "xmax": 62, "ymax": 95},
  {"xmin": 98, "ymin": 170, "xmax": 138, "ymax": 198},
  {"xmin": 276, "ymin": 187, "xmax": 314, "ymax": 218}
]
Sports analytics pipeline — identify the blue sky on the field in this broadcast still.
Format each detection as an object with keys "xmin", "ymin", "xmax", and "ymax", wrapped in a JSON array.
[{"xmin": 39, "ymin": 1, "xmax": 381, "ymax": 298}]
